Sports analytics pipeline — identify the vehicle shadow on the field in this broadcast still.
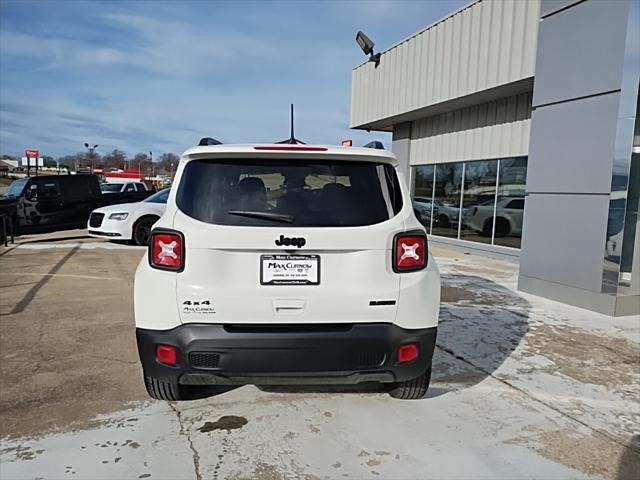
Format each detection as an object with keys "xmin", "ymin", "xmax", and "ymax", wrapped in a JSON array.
[
  {"xmin": 2, "ymin": 245, "xmax": 81, "ymax": 316},
  {"xmin": 259, "ymin": 383, "xmax": 388, "ymax": 395},
  {"xmin": 430, "ymin": 273, "xmax": 530, "ymax": 396},
  {"xmin": 616, "ymin": 434, "xmax": 640, "ymax": 480},
  {"xmin": 256, "ymin": 274, "xmax": 530, "ymax": 399},
  {"xmin": 112, "ymin": 240, "xmax": 136, "ymax": 246},
  {"xmin": 18, "ymin": 234, "xmax": 90, "ymax": 244}
]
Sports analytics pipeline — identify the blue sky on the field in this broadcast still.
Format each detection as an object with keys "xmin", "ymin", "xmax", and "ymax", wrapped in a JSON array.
[{"xmin": 0, "ymin": 0, "xmax": 464, "ymax": 158}]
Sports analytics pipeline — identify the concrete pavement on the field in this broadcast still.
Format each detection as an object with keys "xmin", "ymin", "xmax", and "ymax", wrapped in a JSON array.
[{"xmin": 1, "ymin": 231, "xmax": 638, "ymax": 479}]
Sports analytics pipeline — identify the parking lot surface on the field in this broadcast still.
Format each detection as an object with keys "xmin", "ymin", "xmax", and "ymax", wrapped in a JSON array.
[{"xmin": 1, "ymin": 231, "xmax": 639, "ymax": 479}]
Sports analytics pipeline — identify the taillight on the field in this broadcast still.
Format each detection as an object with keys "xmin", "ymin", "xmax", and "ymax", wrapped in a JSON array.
[
  {"xmin": 149, "ymin": 229, "xmax": 185, "ymax": 272},
  {"xmin": 156, "ymin": 344, "xmax": 177, "ymax": 365},
  {"xmin": 397, "ymin": 344, "xmax": 419, "ymax": 363},
  {"xmin": 393, "ymin": 231, "xmax": 427, "ymax": 272}
]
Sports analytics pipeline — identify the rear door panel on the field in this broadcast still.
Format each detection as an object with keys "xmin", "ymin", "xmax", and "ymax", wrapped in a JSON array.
[{"xmin": 174, "ymin": 210, "xmax": 403, "ymax": 325}]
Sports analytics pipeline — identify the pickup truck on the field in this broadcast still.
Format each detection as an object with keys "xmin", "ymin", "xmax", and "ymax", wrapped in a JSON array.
[
  {"xmin": 101, "ymin": 182, "xmax": 148, "ymax": 194},
  {"xmin": 0, "ymin": 174, "xmax": 153, "ymax": 235}
]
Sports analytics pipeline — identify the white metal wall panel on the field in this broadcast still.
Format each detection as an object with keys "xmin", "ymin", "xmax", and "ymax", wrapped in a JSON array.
[
  {"xmin": 458, "ymin": 6, "xmax": 471, "ymax": 94},
  {"xmin": 350, "ymin": 0, "xmax": 540, "ymax": 128},
  {"xmin": 409, "ymin": 92, "xmax": 532, "ymax": 165},
  {"xmin": 467, "ymin": 4, "xmax": 480, "ymax": 93}
]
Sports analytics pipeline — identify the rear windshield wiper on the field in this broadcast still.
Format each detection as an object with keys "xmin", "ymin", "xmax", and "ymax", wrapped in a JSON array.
[{"xmin": 227, "ymin": 210, "xmax": 294, "ymax": 224}]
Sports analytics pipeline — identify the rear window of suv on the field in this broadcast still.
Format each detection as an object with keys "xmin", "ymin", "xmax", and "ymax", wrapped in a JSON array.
[{"xmin": 176, "ymin": 159, "xmax": 402, "ymax": 227}]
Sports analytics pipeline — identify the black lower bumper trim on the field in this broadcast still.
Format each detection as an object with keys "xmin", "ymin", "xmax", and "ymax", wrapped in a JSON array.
[
  {"xmin": 136, "ymin": 322, "xmax": 437, "ymax": 386},
  {"xmin": 180, "ymin": 372, "xmax": 396, "ymax": 385},
  {"xmin": 88, "ymin": 230, "xmax": 122, "ymax": 237}
]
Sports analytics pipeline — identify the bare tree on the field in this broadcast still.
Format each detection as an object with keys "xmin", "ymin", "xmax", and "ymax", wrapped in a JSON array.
[
  {"xmin": 133, "ymin": 152, "xmax": 154, "ymax": 176},
  {"xmin": 158, "ymin": 153, "xmax": 179, "ymax": 174},
  {"xmin": 102, "ymin": 150, "xmax": 127, "ymax": 170},
  {"xmin": 57, "ymin": 154, "xmax": 83, "ymax": 172}
]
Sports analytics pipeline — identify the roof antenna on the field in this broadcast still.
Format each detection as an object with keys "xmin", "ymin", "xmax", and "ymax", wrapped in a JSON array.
[
  {"xmin": 276, "ymin": 103, "xmax": 306, "ymax": 144},
  {"xmin": 290, "ymin": 104, "xmax": 295, "ymax": 141}
]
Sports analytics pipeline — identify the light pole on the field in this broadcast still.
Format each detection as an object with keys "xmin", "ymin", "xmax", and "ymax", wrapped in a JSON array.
[{"xmin": 84, "ymin": 143, "xmax": 98, "ymax": 172}]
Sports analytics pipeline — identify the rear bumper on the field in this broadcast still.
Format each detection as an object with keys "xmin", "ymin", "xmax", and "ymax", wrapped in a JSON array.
[{"xmin": 136, "ymin": 323, "xmax": 437, "ymax": 386}]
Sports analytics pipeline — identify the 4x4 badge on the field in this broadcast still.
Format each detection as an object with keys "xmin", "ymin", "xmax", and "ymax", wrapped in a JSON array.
[
  {"xmin": 275, "ymin": 235, "xmax": 306, "ymax": 248},
  {"xmin": 182, "ymin": 300, "xmax": 210, "ymax": 306},
  {"xmin": 182, "ymin": 299, "xmax": 215, "ymax": 314}
]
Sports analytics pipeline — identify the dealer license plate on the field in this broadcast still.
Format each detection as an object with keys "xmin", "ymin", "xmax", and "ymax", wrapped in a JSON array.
[{"xmin": 260, "ymin": 254, "xmax": 320, "ymax": 285}]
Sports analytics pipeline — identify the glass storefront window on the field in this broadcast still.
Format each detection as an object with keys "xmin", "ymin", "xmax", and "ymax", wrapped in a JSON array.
[
  {"xmin": 618, "ymin": 152, "xmax": 639, "ymax": 294},
  {"xmin": 460, "ymin": 160, "xmax": 498, "ymax": 244},
  {"xmin": 412, "ymin": 164, "xmax": 434, "ymax": 233},
  {"xmin": 410, "ymin": 156, "xmax": 528, "ymax": 248},
  {"xmin": 431, "ymin": 162, "xmax": 463, "ymax": 238},
  {"xmin": 494, "ymin": 158, "xmax": 527, "ymax": 248}
]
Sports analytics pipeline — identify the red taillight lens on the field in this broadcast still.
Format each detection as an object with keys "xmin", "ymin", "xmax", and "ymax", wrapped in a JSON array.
[
  {"xmin": 149, "ymin": 230, "xmax": 184, "ymax": 271},
  {"xmin": 397, "ymin": 344, "xmax": 419, "ymax": 363},
  {"xmin": 393, "ymin": 233, "xmax": 427, "ymax": 272},
  {"xmin": 156, "ymin": 344, "xmax": 177, "ymax": 365}
]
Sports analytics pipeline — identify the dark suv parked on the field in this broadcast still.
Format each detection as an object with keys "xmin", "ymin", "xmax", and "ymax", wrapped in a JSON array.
[{"xmin": 0, "ymin": 174, "xmax": 153, "ymax": 235}]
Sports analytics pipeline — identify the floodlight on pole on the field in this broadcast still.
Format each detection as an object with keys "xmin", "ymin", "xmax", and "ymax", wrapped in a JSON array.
[{"xmin": 84, "ymin": 143, "xmax": 99, "ymax": 172}]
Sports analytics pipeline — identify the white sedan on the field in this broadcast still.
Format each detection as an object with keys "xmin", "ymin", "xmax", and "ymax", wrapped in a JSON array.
[
  {"xmin": 87, "ymin": 189, "xmax": 169, "ymax": 245},
  {"xmin": 464, "ymin": 197, "xmax": 524, "ymax": 237}
]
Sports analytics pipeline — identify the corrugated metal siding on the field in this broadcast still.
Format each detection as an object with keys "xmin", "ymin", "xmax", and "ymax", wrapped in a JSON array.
[
  {"xmin": 350, "ymin": 0, "xmax": 540, "ymax": 128},
  {"xmin": 410, "ymin": 92, "xmax": 532, "ymax": 165}
]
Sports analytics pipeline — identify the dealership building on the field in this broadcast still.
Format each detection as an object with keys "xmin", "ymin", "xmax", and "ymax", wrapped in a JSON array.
[{"xmin": 350, "ymin": 0, "xmax": 639, "ymax": 316}]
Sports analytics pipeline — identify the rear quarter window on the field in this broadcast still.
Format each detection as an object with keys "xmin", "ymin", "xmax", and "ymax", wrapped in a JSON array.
[
  {"xmin": 60, "ymin": 176, "xmax": 101, "ymax": 202},
  {"xmin": 176, "ymin": 159, "xmax": 402, "ymax": 227},
  {"xmin": 34, "ymin": 179, "xmax": 60, "ymax": 199}
]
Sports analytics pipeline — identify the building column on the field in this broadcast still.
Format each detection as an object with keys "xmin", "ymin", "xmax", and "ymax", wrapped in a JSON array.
[
  {"xmin": 518, "ymin": 0, "xmax": 639, "ymax": 315},
  {"xmin": 391, "ymin": 122, "xmax": 412, "ymax": 181}
]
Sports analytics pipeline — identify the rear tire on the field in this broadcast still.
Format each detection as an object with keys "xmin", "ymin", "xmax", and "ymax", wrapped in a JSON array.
[
  {"xmin": 494, "ymin": 217, "xmax": 511, "ymax": 237},
  {"xmin": 144, "ymin": 375, "xmax": 234, "ymax": 401},
  {"xmin": 144, "ymin": 375, "xmax": 183, "ymax": 401},
  {"xmin": 388, "ymin": 367, "xmax": 431, "ymax": 400},
  {"xmin": 481, "ymin": 219, "xmax": 493, "ymax": 237}
]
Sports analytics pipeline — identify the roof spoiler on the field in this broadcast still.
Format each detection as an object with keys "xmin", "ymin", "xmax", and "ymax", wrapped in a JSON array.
[
  {"xmin": 363, "ymin": 141, "xmax": 385, "ymax": 149},
  {"xmin": 198, "ymin": 137, "xmax": 223, "ymax": 146}
]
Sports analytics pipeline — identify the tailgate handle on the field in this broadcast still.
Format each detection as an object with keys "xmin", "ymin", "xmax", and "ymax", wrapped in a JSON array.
[{"xmin": 273, "ymin": 300, "xmax": 306, "ymax": 314}]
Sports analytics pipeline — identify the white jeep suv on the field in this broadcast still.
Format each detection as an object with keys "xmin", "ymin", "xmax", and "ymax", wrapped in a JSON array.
[{"xmin": 134, "ymin": 142, "xmax": 440, "ymax": 400}]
